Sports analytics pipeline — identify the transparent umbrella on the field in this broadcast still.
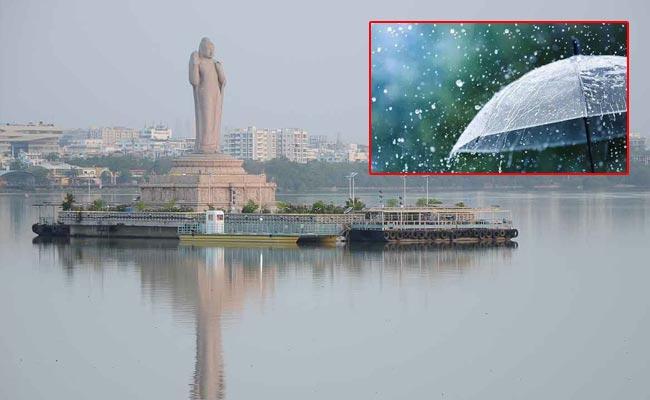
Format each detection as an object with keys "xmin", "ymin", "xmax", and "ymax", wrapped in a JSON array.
[{"xmin": 449, "ymin": 53, "xmax": 627, "ymax": 172}]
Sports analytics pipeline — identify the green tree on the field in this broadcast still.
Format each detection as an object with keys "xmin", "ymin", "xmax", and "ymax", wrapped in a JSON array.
[
  {"xmin": 88, "ymin": 198, "xmax": 106, "ymax": 211},
  {"xmin": 28, "ymin": 166, "xmax": 50, "ymax": 185},
  {"xmin": 134, "ymin": 201, "xmax": 147, "ymax": 212},
  {"xmin": 345, "ymin": 197, "xmax": 366, "ymax": 211},
  {"xmin": 416, "ymin": 197, "xmax": 442, "ymax": 207},
  {"xmin": 117, "ymin": 169, "xmax": 133, "ymax": 185},
  {"xmin": 100, "ymin": 170, "xmax": 113, "ymax": 186},
  {"xmin": 242, "ymin": 199, "xmax": 259, "ymax": 213},
  {"xmin": 455, "ymin": 201, "xmax": 466, "ymax": 208},
  {"xmin": 61, "ymin": 193, "xmax": 75, "ymax": 211},
  {"xmin": 10, "ymin": 159, "xmax": 27, "ymax": 171},
  {"xmin": 386, "ymin": 198, "xmax": 399, "ymax": 207}
]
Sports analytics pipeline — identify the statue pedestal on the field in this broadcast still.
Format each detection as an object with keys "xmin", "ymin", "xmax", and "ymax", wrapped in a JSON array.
[{"xmin": 140, "ymin": 153, "xmax": 276, "ymax": 212}]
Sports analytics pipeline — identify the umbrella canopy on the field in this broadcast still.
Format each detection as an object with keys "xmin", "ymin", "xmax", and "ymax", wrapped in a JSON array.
[{"xmin": 449, "ymin": 55, "xmax": 627, "ymax": 156}]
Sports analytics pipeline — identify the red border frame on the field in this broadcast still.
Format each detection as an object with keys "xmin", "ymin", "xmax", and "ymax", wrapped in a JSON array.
[{"xmin": 368, "ymin": 20, "xmax": 631, "ymax": 176}]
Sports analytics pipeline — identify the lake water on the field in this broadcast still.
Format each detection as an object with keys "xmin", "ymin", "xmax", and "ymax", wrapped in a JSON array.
[{"xmin": 0, "ymin": 191, "xmax": 649, "ymax": 399}]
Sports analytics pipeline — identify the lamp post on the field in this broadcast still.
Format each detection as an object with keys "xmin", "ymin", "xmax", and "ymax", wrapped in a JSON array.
[
  {"xmin": 345, "ymin": 172, "xmax": 358, "ymax": 208},
  {"xmin": 426, "ymin": 176, "xmax": 429, "ymax": 205}
]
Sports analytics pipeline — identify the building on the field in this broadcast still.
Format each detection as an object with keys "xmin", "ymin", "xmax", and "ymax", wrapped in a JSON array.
[
  {"xmin": 90, "ymin": 126, "xmax": 140, "ymax": 147},
  {"xmin": 144, "ymin": 125, "xmax": 173, "ymax": 141},
  {"xmin": 631, "ymin": 133, "xmax": 650, "ymax": 165},
  {"xmin": 309, "ymin": 134, "xmax": 331, "ymax": 149},
  {"xmin": 221, "ymin": 127, "xmax": 278, "ymax": 162},
  {"xmin": 0, "ymin": 122, "xmax": 64, "ymax": 157},
  {"xmin": 276, "ymin": 128, "xmax": 309, "ymax": 163},
  {"xmin": 222, "ymin": 127, "xmax": 254, "ymax": 159}
]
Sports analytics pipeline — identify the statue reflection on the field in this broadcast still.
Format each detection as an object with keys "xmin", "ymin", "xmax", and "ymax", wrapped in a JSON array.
[{"xmin": 33, "ymin": 238, "xmax": 515, "ymax": 400}]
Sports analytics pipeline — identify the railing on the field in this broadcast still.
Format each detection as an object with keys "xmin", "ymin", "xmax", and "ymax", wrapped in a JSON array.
[
  {"xmin": 351, "ymin": 209, "xmax": 513, "ymax": 231},
  {"xmin": 58, "ymin": 211, "xmax": 203, "ymax": 227},
  {"xmin": 179, "ymin": 213, "xmax": 351, "ymax": 236}
]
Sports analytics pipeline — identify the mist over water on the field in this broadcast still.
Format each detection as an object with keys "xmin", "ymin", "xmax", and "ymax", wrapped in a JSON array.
[{"xmin": 0, "ymin": 191, "xmax": 649, "ymax": 399}]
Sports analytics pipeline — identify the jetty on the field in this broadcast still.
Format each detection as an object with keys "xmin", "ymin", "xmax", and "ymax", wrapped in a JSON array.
[{"xmin": 32, "ymin": 205, "xmax": 518, "ymax": 245}]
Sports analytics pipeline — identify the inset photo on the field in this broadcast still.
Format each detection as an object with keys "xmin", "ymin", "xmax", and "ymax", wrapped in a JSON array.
[{"xmin": 369, "ymin": 21, "xmax": 629, "ymax": 174}]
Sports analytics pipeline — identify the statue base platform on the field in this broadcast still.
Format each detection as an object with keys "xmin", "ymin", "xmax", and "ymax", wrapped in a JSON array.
[{"xmin": 140, "ymin": 153, "xmax": 276, "ymax": 212}]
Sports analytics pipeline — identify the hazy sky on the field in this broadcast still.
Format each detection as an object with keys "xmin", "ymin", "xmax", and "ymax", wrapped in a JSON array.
[{"xmin": 0, "ymin": 0, "xmax": 647, "ymax": 141}]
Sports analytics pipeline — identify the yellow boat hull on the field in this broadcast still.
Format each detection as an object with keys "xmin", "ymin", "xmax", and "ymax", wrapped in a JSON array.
[{"xmin": 179, "ymin": 233, "xmax": 300, "ymax": 245}]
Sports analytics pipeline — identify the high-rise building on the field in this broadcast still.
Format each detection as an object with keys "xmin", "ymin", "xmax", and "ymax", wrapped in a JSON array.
[
  {"xmin": 222, "ymin": 127, "xmax": 255, "ymax": 159},
  {"xmin": 276, "ymin": 128, "xmax": 309, "ymax": 163},
  {"xmin": 221, "ymin": 127, "xmax": 280, "ymax": 162}
]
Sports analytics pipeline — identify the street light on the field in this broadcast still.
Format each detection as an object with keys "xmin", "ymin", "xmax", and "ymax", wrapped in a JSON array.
[{"xmin": 345, "ymin": 172, "xmax": 358, "ymax": 207}]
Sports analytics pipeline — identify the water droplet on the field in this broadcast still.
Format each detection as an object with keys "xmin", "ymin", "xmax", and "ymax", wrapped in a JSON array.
[
  {"xmin": 455, "ymin": 79, "xmax": 464, "ymax": 87},
  {"xmin": 430, "ymin": 103, "xmax": 436, "ymax": 110},
  {"xmin": 376, "ymin": 47, "xmax": 382, "ymax": 53},
  {"xmin": 371, "ymin": 97, "xmax": 377, "ymax": 102},
  {"xmin": 474, "ymin": 104, "xmax": 481, "ymax": 110}
]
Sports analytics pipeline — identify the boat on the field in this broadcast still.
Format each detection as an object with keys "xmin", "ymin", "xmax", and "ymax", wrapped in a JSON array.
[
  {"xmin": 177, "ymin": 210, "xmax": 341, "ymax": 245},
  {"xmin": 347, "ymin": 206, "xmax": 518, "ymax": 243}
]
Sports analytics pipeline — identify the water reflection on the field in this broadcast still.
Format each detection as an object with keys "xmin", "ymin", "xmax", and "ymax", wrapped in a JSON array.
[{"xmin": 31, "ymin": 238, "xmax": 515, "ymax": 399}]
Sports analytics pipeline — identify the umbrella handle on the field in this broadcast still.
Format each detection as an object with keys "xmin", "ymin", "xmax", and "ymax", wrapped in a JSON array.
[
  {"xmin": 573, "ymin": 37, "xmax": 596, "ymax": 172},
  {"xmin": 582, "ymin": 117, "xmax": 596, "ymax": 173}
]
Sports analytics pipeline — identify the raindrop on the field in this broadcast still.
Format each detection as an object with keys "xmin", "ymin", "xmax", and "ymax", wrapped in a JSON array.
[
  {"xmin": 371, "ymin": 97, "xmax": 377, "ymax": 102},
  {"xmin": 455, "ymin": 79, "xmax": 464, "ymax": 87},
  {"xmin": 474, "ymin": 104, "xmax": 482, "ymax": 110},
  {"xmin": 430, "ymin": 103, "xmax": 436, "ymax": 110}
]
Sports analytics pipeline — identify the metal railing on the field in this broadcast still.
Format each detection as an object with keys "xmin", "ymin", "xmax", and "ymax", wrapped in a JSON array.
[
  {"xmin": 58, "ymin": 211, "xmax": 203, "ymax": 227},
  {"xmin": 351, "ymin": 209, "xmax": 513, "ymax": 231},
  {"xmin": 178, "ymin": 213, "xmax": 352, "ymax": 236}
]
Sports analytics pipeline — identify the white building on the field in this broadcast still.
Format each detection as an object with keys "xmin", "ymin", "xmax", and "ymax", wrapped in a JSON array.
[
  {"xmin": 144, "ymin": 125, "xmax": 172, "ymax": 141},
  {"xmin": 276, "ymin": 128, "xmax": 309, "ymax": 163}
]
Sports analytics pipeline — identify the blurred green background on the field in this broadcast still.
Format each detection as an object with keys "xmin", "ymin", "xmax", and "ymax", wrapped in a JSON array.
[{"xmin": 370, "ymin": 22, "xmax": 627, "ymax": 173}]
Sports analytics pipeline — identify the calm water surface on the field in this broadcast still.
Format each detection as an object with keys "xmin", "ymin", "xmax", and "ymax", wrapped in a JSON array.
[{"xmin": 0, "ymin": 191, "xmax": 649, "ymax": 399}]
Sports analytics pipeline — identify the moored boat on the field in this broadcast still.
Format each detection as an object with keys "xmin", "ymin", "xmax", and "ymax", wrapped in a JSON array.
[{"xmin": 347, "ymin": 207, "xmax": 518, "ymax": 243}]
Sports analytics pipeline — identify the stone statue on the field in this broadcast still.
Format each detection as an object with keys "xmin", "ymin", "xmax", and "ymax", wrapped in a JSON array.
[{"xmin": 189, "ymin": 37, "xmax": 226, "ymax": 153}]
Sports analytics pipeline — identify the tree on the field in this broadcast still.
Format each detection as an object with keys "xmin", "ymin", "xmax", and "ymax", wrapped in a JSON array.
[
  {"xmin": 386, "ymin": 198, "xmax": 399, "ymax": 207},
  {"xmin": 100, "ymin": 170, "xmax": 113, "ymax": 186},
  {"xmin": 134, "ymin": 201, "xmax": 147, "ymax": 212},
  {"xmin": 242, "ymin": 199, "xmax": 259, "ymax": 213},
  {"xmin": 345, "ymin": 197, "xmax": 366, "ymax": 211},
  {"xmin": 10, "ymin": 159, "xmax": 27, "ymax": 171},
  {"xmin": 416, "ymin": 197, "xmax": 443, "ymax": 207},
  {"xmin": 117, "ymin": 169, "xmax": 133, "ymax": 185},
  {"xmin": 61, "ymin": 193, "xmax": 75, "ymax": 211},
  {"xmin": 88, "ymin": 198, "xmax": 106, "ymax": 211},
  {"xmin": 455, "ymin": 201, "xmax": 466, "ymax": 208},
  {"xmin": 44, "ymin": 153, "xmax": 60, "ymax": 161},
  {"xmin": 28, "ymin": 166, "xmax": 50, "ymax": 186}
]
